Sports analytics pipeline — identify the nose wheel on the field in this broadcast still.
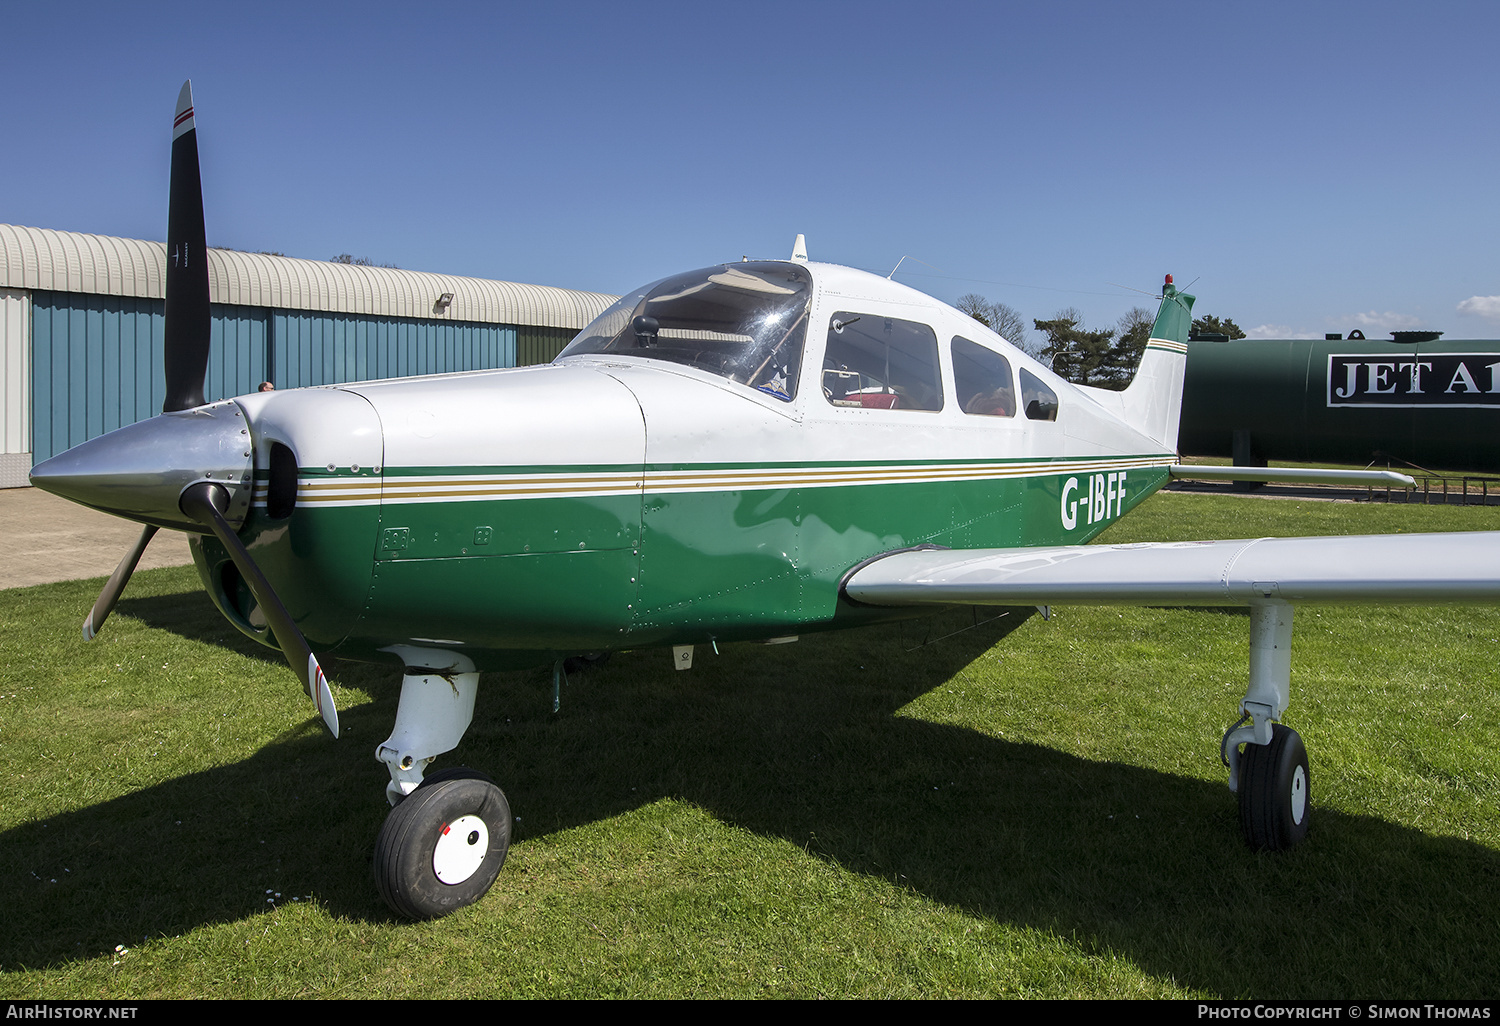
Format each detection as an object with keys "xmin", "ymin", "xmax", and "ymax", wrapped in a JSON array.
[{"xmin": 374, "ymin": 769, "xmax": 512, "ymax": 919}]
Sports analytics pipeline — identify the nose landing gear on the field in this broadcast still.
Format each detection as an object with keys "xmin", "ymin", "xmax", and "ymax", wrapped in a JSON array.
[
  {"xmin": 374, "ymin": 769, "xmax": 512, "ymax": 920},
  {"xmin": 372, "ymin": 646, "xmax": 511, "ymax": 919}
]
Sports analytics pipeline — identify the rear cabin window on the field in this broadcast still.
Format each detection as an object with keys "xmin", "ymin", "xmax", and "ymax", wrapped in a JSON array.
[
  {"xmin": 952, "ymin": 337, "xmax": 1016, "ymax": 417},
  {"xmin": 1019, "ymin": 368, "xmax": 1059, "ymax": 421},
  {"xmin": 822, "ymin": 312, "xmax": 943, "ymax": 411}
]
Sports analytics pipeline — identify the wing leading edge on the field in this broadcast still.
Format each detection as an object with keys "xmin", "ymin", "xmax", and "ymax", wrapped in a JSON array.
[{"xmin": 843, "ymin": 532, "xmax": 1500, "ymax": 608}]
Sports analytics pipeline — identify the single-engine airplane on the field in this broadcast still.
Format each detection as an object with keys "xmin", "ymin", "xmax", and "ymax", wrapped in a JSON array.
[{"xmin": 29, "ymin": 83, "xmax": 1500, "ymax": 919}]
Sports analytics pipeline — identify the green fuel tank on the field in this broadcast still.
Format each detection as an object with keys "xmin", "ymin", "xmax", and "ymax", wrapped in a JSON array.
[{"xmin": 1179, "ymin": 335, "xmax": 1500, "ymax": 472}]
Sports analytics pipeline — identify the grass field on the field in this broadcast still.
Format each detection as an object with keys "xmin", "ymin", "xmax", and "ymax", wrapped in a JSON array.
[{"xmin": 3, "ymin": 491, "xmax": 1500, "ymax": 999}]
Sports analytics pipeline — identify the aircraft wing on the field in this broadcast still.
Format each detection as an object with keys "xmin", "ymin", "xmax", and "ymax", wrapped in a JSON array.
[{"xmin": 843, "ymin": 533, "xmax": 1500, "ymax": 608}]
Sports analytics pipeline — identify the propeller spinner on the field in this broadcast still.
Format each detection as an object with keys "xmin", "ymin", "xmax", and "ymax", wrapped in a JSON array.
[{"xmin": 27, "ymin": 81, "xmax": 339, "ymax": 737}]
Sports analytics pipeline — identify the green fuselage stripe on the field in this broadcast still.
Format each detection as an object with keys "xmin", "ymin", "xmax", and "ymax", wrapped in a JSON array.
[{"xmin": 212, "ymin": 454, "xmax": 1173, "ymax": 668}]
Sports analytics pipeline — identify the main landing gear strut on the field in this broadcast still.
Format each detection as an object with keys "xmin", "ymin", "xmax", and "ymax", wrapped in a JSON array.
[
  {"xmin": 1221, "ymin": 599, "xmax": 1310, "ymax": 850},
  {"xmin": 371, "ymin": 646, "xmax": 512, "ymax": 919}
]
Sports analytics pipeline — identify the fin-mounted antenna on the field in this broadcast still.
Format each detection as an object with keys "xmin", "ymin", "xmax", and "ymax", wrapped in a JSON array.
[{"xmin": 790, "ymin": 234, "xmax": 808, "ymax": 263}]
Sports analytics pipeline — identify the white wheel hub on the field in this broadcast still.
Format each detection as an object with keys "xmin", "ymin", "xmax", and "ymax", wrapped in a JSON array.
[
  {"xmin": 432, "ymin": 814, "xmax": 489, "ymax": 884},
  {"xmin": 1289, "ymin": 765, "xmax": 1307, "ymax": 824}
]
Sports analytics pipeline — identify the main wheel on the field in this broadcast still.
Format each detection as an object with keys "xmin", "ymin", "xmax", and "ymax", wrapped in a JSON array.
[
  {"xmin": 1238, "ymin": 724, "xmax": 1310, "ymax": 851},
  {"xmin": 374, "ymin": 775, "xmax": 512, "ymax": 919}
]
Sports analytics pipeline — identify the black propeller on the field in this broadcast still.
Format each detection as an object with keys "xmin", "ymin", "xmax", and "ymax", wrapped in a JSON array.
[
  {"xmin": 75, "ymin": 81, "xmax": 212, "ymax": 638},
  {"xmin": 48, "ymin": 81, "xmax": 340, "ymax": 736},
  {"xmin": 181, "ymin": 483, "xmax": 339, "ymax": 737},
  {"xmin": 82, "ymin": 524, "xmax": 158, "ymax": 640},
  {"xmin": 163, "ymin": 81, "xmax": 210, "ymax": 414},
  {"xmin": 75, "ymin": 80, "xmax": 212, "ymax": 638}
]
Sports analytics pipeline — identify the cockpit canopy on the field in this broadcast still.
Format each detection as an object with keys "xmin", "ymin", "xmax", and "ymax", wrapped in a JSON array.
[{"xmin": 558, "ymin": 262, "xmax": 812, "ymax": 401}]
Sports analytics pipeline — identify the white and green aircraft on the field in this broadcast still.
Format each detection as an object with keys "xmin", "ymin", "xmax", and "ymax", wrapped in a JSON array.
[{"xmin": 30, "ymin": 84, "xmax": 1499, "ymax": 919}]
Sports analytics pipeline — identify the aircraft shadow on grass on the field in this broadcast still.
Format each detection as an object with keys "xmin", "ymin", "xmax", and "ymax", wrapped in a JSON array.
[{"xmin": 4, "ymin": 594, "xmax": 1498, "ymax": 996}]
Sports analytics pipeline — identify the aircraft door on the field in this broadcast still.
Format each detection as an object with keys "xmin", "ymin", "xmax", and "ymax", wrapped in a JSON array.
[{"xmin": 622, "ymin": 371, "xmax": 806, "ymax": 645}]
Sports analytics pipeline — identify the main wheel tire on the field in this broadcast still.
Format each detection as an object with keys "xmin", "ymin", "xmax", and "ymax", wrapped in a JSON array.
[
  {"xmin": 374, "ymin": 776, "xmax": 512, "ymax": 919},
  {"xmin": 1238, "ymin": 724, "xmax": 1310, "ymax": 851}
]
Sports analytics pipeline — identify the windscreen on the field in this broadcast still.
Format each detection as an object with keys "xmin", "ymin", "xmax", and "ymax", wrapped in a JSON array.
[{"xmin": 558, "ymin": 262, "xmax": 812, "ymax": 401}]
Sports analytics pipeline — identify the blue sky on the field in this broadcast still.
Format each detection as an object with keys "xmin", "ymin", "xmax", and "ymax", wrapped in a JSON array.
[{"xmin": 3, "ymin": 0, "xmax": 1498, "ymax": 341}]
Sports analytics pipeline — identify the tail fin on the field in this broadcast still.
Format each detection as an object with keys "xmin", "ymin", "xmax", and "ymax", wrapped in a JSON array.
[{"xmin": 1117, "ymin": 275, "xmax": 1195, "ymax": 451}]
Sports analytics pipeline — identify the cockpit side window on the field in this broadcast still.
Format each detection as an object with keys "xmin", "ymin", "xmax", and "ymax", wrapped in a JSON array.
[
  {"xmin": 822, "ymin": 312, "xmax": 943, "ymax": 411},
  {"xmin": 952, "ymin": 337, "xmax": 1015, "ymax": 418},
  {"xmin": 557, "ymin": 263, "xmax": 811, "ymax": 401},
  {"xmin": 1019, "ymin": 367, "xmax": 1060, "ymax": 421}
]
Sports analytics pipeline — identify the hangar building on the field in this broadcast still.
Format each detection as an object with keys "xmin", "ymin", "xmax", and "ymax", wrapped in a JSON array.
[{"xmin": 0, "ymin": 224, "xmax": 617, "ymax": 487}]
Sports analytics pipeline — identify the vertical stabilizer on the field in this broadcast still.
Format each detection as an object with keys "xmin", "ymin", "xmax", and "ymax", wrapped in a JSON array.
[{"xmin": 1118, "ymin": 275, "xmax": 1195, "ymax": 451}]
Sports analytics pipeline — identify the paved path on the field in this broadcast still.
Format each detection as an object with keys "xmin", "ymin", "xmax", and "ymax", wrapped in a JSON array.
[{"xmin": 0, "ymin": 487, "xmax": 194, "ymax": 590}]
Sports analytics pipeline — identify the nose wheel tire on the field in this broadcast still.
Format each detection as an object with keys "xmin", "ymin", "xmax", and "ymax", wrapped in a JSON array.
[
  {"xmin": 374, "ymin": 775, "xmax": 512, "ymax": 919},
  {"xmin": 1238, "ymin": 724, "xmax": 1310, "ymax": 851}
]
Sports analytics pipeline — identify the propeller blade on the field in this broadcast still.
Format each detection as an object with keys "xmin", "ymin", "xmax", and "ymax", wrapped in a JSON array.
[
  {"xmin": 180, "ymin": 482, "xmax": 340, "ymax": 738},
  {"xmin": 82, "ymin": 524, "xmax": 159, "ymax": 640},
  {"xmin": 163, "ymin": 80, "xmax": 211, "ymax": 414}
]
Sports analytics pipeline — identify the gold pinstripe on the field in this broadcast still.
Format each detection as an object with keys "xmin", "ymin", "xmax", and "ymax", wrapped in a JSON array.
[{"xmin": 251, "ymin": 455, "xmax": 1176, "ymax": 508}]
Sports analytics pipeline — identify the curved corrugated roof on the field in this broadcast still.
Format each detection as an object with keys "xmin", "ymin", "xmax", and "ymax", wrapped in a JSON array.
[{"xmin": 0, "ymin": 224, "xmax": 616, "ymax": 330}]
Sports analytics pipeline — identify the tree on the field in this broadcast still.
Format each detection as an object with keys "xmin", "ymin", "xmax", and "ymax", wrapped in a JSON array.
[
  {"xmin": 955, "ymin": 293, "xmax": 994, "ymax": 327},
  {"xmin": 989, "ymin": 302, "xmax": 1031, "ymax": 355},
  {"xmin": 1033, "ymin": 308, "xmax": 1157, "ymax": 390},
  {"xmin": 1115, "ymin": 306, "xmax": 1154, "ymax": 369},
  {"xmin": 331, "ymin": 253, "xmax": 399, "ymax": 269},
  {"xmin": 1035, "ymin": 308, "xmax": 1130, "ymax": 388},
  {"xmin": 1190, "ymin": 314, "xmax": 1246, "ymax": 340},
  {"xmin": 954, "ymin": 294, "xmax": 1033, "ymax": 355}
]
